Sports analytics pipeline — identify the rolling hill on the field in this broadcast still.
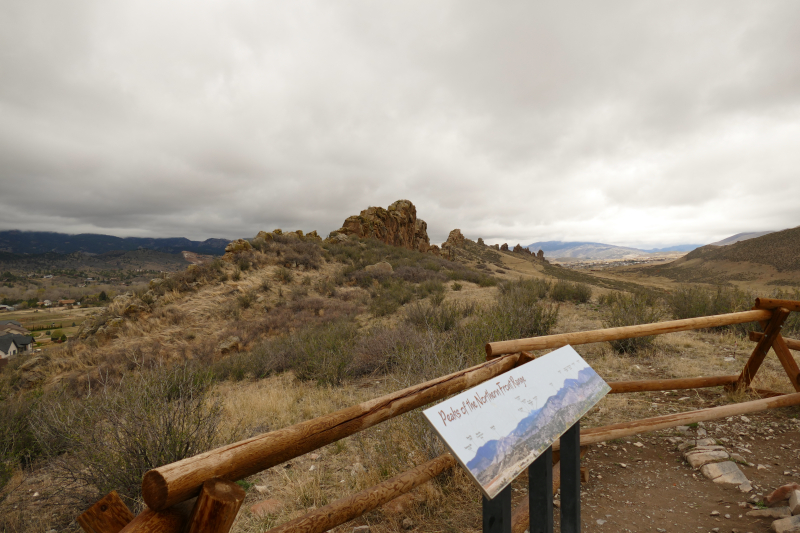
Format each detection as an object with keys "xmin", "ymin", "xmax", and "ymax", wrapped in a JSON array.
[
  {"xmin": 632, "ymin": 225, "xmax": 800, "ymax": 285},
  {"xmin": 0, "ymin": 230, "xmax": 230, "ymax": 255}
]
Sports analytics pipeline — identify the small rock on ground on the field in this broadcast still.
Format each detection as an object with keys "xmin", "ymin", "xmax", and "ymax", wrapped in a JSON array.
[
  {"xmin": 701, "ymin": 461, "xmax": 749, "ymax": 486},
  {"xmin": 771, "ymin": 514, "xmax": 800, "ymax": 533}
]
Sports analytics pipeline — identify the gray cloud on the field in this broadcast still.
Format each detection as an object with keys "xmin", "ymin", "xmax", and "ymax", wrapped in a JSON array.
[{"xmin": 1, "ymin": 1, "xmax": 799, "ymax": 248}]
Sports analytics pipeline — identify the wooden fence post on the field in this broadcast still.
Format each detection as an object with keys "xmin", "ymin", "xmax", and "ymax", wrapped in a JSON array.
[
  {"xmin": 736, "ymin": 307, "xmax": 791, "ymax": 389},
  {"xmin": 185, "ymin": 478, "xmax": 245, "ymax": 533},
  {"xmin": 77, "ymin": 491, "xmax": 134, "ymax": 533}
]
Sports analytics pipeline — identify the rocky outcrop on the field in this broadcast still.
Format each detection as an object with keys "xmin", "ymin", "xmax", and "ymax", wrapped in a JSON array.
[
  {"xmin": 441, "ymin": 229, "xmax": 466, "ymax": 260},
  {"xmin": 223, "ymin": 239, "xmax": 253, "ymax": 261},
  {"xmin": 327, "ymin": 200, "xmax": 431, "ymax": 253},
  {"xmin": 500, "ymin": 243, "xmax": 509, "ymax": 251},
  {"xmin": 513, "ymin": 244, "xmax": 532, "ymax": 255},
  {"xmin": 537, "ymin": 249, "xmax": 545, "ymax": 260}
]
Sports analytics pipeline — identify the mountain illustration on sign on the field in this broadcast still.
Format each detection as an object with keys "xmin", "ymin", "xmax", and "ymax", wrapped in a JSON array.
[{"xmin": 466, "ymin": 367, "xmax": 607, "ymax": 485}]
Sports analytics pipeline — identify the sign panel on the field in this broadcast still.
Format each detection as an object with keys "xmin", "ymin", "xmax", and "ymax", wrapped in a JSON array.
[{"xmin": 423, "ymin": 345, "xmax": 610, "ymax": 499}]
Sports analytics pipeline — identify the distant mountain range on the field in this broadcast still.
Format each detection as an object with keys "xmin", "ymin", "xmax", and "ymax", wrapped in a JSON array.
[
  {"xmin": 0, "ymin": 230, "xmax": 230, "ymax": 256},
  {"xmin": 525, "ymin": 241, "xmax": 703, "ymax": 260},
  {"xmin": 709, "ymin": 231, "xmax": 775, "ymax": 246},
  {"xmin": 525, "ymin": 232, "xmax": 776, "ymax": 261}
]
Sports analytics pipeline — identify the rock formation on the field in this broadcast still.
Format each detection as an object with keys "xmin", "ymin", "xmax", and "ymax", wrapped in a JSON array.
[
  {"xmin": 441, "ymin": 229, "xmax": 466, "ymax": 260},
  {"xmin": 512, "ymin": 244, "xmax": 532, "ymax": 255},
  {"xmin": 327, "ymin": 200, "xmax": 431, "ymax": 253},
  {"xmin": 537, "ymin": 249, "xmax": 545, "ymax": 260},
  {"xmin": 500, "ymin": 243, "xmax": 509, "ymax": 251}
]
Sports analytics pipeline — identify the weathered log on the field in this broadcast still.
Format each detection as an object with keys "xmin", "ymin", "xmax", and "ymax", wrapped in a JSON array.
[
  {"xmin": 737, "ymin": 308, "xmax": 790, "ymax": 389},
  {"xmin": 749, "ymin": 331, "xmax": 800, "ymax": 352},
  {"xmin": 185, "ymin": 478, "xmax": 245, "ymax": 533},
  {"xmin": 77, "ymin": 491, "xmax": 134, "ymax": 533},
  {"xmin": 770, "ymin": 336, "xmax": 800, "ymax": 392},
  {"xmin": 118, "ymin": 508, "xmax": 186, "ymax": 533},
  {"xmin": 143, "ymin": 353, "xmax": 520, "ymax": 510},
  {"xmin": 551, "ymin": 391, "xmax": 800, "ymax": 451},
  {"xmin": 749, "ymin": 330, "xmax": 800, "ymax": 390},
  {"xmin": 608, "ymin": 375, "xmax": 738, "ymax": 393},
  {"xmin": 265, "ymin": 454, "xmax": 457, "ymax": 533},
  {"xmin": 754, "ymin": 298, "xmax": 800, "ymax": 313},
  {"xmin": 485, "ymin": 309, "xmax": 773, "ymax": 358}
]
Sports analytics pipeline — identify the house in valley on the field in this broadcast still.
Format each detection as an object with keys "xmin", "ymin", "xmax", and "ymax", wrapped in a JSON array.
[{"xmin": 0, "ymin": 333, "xmax": 33, "ymax": 358}]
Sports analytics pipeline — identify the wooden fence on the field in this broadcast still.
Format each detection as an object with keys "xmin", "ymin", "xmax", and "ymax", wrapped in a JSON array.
[{"xmin": 76, "ymin": 297, "xmax": 800, "ymax": 533}]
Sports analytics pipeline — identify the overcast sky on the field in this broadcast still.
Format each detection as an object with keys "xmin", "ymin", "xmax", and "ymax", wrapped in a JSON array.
[{"xmin": 1, "ymin": 1, "xmax": 799, "ymax": 248}]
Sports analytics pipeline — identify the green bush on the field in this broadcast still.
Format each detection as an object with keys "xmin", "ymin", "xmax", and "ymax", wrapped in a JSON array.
[
  {"xmin": 237, "ymin": 290, "xmax": 257, "ymax": 309},
  {"xmin": 405, "ymin": 301, "xmax": 466, "ymax": 332},
  {"xmin": 451, "ymin": 282, "xmax": 463, "ymax": 291},
  {"xmin": 666, "ymin": 285, "xmax": 753, "ymax": 334},
  {"xmin": 473, "ymin": 278, "xmax": 558, "ymax": 344},
  {"xmin": 275, "ymin": 267, "xmax": 294, "ymax": 284},
  {"xmin": 260, "ymin": 319, "xmax": 359, "ymax": 385},
  {"xmin": 418, "ymin": 279, "xmax": 445, "ymax": 301},
  {"xmin": 550, "ymin": 280, "xmax": 592, "ymax": 303},
  {"xmin": 369, "ymin": 279, "xmax": 415, "ymax": 317},
  {"xmin": 31, "ymin": 365, "xmax": 226, "ymax": 507},
  {"xmin": 601, "ymin": 291, "xmax": 663, "ymax": 354}
]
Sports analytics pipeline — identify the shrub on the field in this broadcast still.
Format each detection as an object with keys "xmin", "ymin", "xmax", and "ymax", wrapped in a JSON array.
[
  {"xmin": 0, "ymin": 395, "xmax": 43, "ymax": 491},
  {"xmin": 666, "ymin": 285, "xmax": 753, "ymax": 334},
  {"xmin": 392, "ymin": 266, "xmax": 447, "ymax": 284},
  {"xmin": 232, "ymin": 269, "xmax": 242, "ymax": 282},
  {"xmin": 418, "ymin": 279, "xmax": 445, "ymax": 300},
  {"xmin": 451, "ymin": 282, "xmax": 463, "ymax": 291},
  {"xmin": 315, "ymin": 277, "xmax": 337, "ymax": 297},
  {"xmin": 404, "ymin": 301, "xmax": 473, "ymax": 332},
  {"xmin": 601, "ymin": 291, "xmax": 663, "ymax": 354},
  {"xmin": 464, "ymin": 278, "xmax": 558, "ymax": 348},
  {"xmin": 238, "ymin": 290, "xmax": 257, "ymax": 309},
  {"xmin": 237, "ymin": 257, "xmax": 251, "ymax": 272},
  {"xmin": 369, "ymin": 280, "xmax": 415, "ymax": 317},
  {"xmin": 31, "ymin": 365, "xmax": 226, "ymax": 507},
  {"xmin": 275, "ymin": 267, "xmax": 294, "ymax": 284},
  {"xmin": 261, "ymin": 319, "xmax": 360, "ymax": 385},
  {"xmin": 550, "ymin": 280, "xmax": 592, "ymax": 303}
]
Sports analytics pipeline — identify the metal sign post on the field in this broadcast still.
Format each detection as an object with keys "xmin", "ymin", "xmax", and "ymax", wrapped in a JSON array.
[{"xmin": 481, "ymin": 421, "xmax": 582, "ymax": 533}]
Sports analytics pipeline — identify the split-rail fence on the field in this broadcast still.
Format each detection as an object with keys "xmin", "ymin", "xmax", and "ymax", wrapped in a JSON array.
[{"xmin": 76, "ymin": 297, "xmax": 800, "ymax": 533}]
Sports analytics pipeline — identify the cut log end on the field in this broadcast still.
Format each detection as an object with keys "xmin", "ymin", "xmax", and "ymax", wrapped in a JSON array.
[
  {"xmin": 205, "ymin": 478, "xmax": 245, "ymax": 503},
  {"xmin": 141, "ymin": 470, "xmax": 170, "ymax": 511}
]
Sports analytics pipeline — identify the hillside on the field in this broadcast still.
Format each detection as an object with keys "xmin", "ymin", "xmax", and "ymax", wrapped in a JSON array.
[
  {"xmin": 0, "ymin": 249, "xmax": 192, "ymax": 273},
  {"xmin": 625, "ymin": 225, "xmax": 800, "ymax": 286},
  {"xmin": 0, "ymin": 230, "xmax": 230, "ymax": 255}
]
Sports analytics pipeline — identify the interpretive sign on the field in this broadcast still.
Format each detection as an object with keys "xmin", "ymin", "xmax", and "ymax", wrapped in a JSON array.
[{"xmin": 423, "ymin": 345, "xmax": 610, "ymax": 499}]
